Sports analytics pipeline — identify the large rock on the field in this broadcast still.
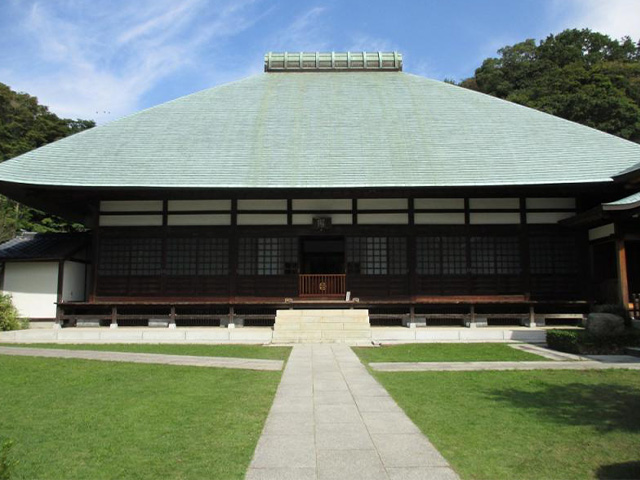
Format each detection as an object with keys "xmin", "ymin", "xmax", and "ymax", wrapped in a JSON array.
[{"xmin": 585, "ymin": 313, "xmax": 625, "ymax": 337}]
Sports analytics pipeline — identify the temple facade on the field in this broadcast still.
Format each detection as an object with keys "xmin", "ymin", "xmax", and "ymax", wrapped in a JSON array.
[{"xmin": 1, "ymin": 52, "xmax": 639, "ymax": 329}]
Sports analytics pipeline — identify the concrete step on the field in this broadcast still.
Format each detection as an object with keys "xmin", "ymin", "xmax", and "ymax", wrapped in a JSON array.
[
  {"xmin": 274, "ymin": 322, "xmax": 371, "ymax": 331},
  {"xmin": 273, "ymin": 308, "xmax": 372, "ymax": 344}
]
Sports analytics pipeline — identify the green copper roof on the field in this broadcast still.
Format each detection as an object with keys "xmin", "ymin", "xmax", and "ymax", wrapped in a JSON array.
[
  {"xmin": 603, "ymin": 191, "xmax": 640, "ymax": 210},
  {"xmin": 1, "ymin": 69, "xmax": 639, "ymax": 189}
]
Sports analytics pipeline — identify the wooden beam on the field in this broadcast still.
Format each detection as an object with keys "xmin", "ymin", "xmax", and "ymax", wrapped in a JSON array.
[{"xmin": 616, "ymin": 238, "xmax": 630, "ymax": 306}]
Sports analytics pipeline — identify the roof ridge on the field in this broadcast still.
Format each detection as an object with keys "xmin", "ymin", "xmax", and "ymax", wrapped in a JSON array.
[{"xmin": 264, "ymin": 51, "xmax": 402, "ymax": 72}]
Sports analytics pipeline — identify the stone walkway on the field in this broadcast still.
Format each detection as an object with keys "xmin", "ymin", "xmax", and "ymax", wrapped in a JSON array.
[
  {"xmin": 246, "ymin": 344, "xmax": 459, "ymax": 480},
  {"xmin": 0, "ymin": 346, "xmax": 284, "ymax": 371},
  {"xmin": 370, "ymin": 358, "xmax": 640, "ymax": 372}
]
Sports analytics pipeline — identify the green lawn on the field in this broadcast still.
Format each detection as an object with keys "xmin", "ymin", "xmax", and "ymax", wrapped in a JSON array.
[
  {"xmin": 0, "ymin": 355, "xmax": 282, "ymax": 479},
  {"xmin": 373, "ymin": 369, "xmax": 640, "ymax": 480},
  {"xmin": 0, "ymin": 343, "xmax": 290, "ymax": 360},
  {"xmin": 353, "ymin": 343, "xmax": 546, "ymax": 363}
]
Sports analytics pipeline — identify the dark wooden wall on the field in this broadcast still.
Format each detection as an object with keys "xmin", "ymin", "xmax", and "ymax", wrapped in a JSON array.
[{"xmin": 93, "ymin": 224, "xmax": 588, "ymax": 301}]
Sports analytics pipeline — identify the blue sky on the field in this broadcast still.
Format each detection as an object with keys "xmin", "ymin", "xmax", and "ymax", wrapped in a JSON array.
[{"xmin": 1, "ymin": 0, "xmax": 639, "ymax": 124}]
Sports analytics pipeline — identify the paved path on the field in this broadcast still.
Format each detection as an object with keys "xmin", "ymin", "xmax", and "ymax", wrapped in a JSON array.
[
  {"xmin": 370, "ymin": 358, "xmax": 640, "ymax": 372},
  {"xmin": 0, "ymin": 347, "xmax": 284, "ymax": 371},
  {"xmin": 508, "ymin": 343, "xmax": 585, "ymax": 361},
  {"xmin": 246, "ymin": 344, "xmax": 459, "ymax": 480}
]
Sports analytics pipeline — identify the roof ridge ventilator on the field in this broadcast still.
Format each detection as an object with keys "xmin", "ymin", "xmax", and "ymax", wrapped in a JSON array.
[{"xmin": 264, "ymin": 51, "xmax": 403, "ymax": 72}]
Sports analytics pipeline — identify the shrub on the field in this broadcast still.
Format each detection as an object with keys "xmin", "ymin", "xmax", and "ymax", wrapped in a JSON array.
[
  {"xmin": 0, "ymin": 294, "xmax": 26, "ymax": 331},
  {"xmin": 547, "ymin": 328, "xmax": 640, "ymax": 355},
  {"xmin": 546, "ymin": 329, "xmax": 583, "ymax": 354},
  {"xmin": 581, "ymin": 331, "xmax": 640, "ymax": 355}
]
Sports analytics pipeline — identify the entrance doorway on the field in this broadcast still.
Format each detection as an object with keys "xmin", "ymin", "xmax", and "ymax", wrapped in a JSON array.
[
  {"xmin": 299, "ymin": 236, "xmax": 346, "ymax": 297},
  {"xmin": 300, "ymin": 236, "xmax": 345, "ymax": 274}
]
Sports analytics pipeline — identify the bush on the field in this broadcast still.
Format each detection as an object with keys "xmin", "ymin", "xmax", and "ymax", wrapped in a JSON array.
[
  {"xmin": 0, "ymin": 294, "xmax": 26, "ymax": 331},
  {"xmin": 546, "ymin": 329, "xmax": 583, "ymax": 354},
  {"xmin": 547, "ymin": 328, "xmax": 640, "ymax": 355},
  {"xmin": 581, "ymin": 331, "xmax": 640, "ymax": 354}
]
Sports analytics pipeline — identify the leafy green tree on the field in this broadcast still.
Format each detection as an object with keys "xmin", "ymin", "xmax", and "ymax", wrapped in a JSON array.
[
  {"xmin": 0, "ymin": 82, "xmax": 95, "ymax": 241},
  {"xmin": 459, "ymin": 29, "xmax": 640, "ymax": 143}
]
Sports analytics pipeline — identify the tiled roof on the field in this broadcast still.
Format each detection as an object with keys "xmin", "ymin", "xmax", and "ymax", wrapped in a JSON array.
[
  {"xmin": 613, "ymin": 160, "xmax": 640, "ymax": 179},
  {"xmin": 0, "ymin": 233, "xmax": 89, "ymax": 260},
  {"xmin": 0, "ymin": 67, "xmax": 639, "ymax": 189},
  {"xmin": 602, "ymin": 191, "xmax": 640, "ymax": 210}
]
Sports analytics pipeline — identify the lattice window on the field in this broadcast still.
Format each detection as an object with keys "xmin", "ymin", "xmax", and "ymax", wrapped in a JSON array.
[
  {"xmin": 416, "ymin": 237, "xmax": 440, "ymax": 275},
  {"xmin": 530, "ymin": 235, "xmax": 578, "ymax": 274},
  {"xmin": 199, "ymin": 238, "xmax": 229, "ymax": 275},
  {"xmin": 346, "ymin": 237, "xmax": 407, "ymax": 275},
  {"xmin": 99, "ymin": 237, "xmax": 162, "ymax": 276},
  {"xmin": 495, "ymin": 237, "xmax": 521, "ymax": 274},
  {"xmin": 442, "ymin": 237, "xmax": 467, "ymax": 274},
  {"xmin": 129, "ymin": 238, "xmax": 162, "ymax": 275},
  {"xmin": 238, "ymin": 238, "xmax": 256, "ymax": 275},
  {"xmin": 417, "ymin": 236, "xmax": 467, "ymax": 275},
  {"xmin": 470, "ymin": 236, "xmax": 520, "ymax": 275},
  {"xmin": 166, "ymin": 237, "xmax": 229, "ymax": 276},
  {"xmin": 238, "ymin": 237, "xmax": 298, "ymax": 275},
  {"xmin": 167, "ymin": 238, "xmax": 197, "ymax": 275},
  {"xmin": 387, "ymin": 237, "xmax": 407, "ymax": 274},
  {"xmin": 98, "ymin": 238, "xmax": 131, "ymax": 276}
]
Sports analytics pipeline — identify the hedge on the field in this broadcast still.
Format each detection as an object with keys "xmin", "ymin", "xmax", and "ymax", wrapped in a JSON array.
[{"xmin": 546, "ymin": 328, "xmax": 640, "ymax": 355}]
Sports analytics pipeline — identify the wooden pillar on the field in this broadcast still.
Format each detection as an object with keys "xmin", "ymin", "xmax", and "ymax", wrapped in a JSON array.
[
  {"xmin": 55, "ymin": 260, "xmax": 64, "ymax": 329},
  {"xmin": 110, "ymin": 306, "xmax": 118, "ymax": 329},
  {"xmin": 169, "ymin": 305, "xmax": 176, "ymax": 329},
  {"xmin": 229, "ymin": 199, "xmax": 238, "ymax": 298},
  {"xmin": 616, "ymin": 238, "xmax": 630, "ymax": 307},
  {"xmin": 519, "ymin": 197, "xmax": 531, "ymax": 300},
  {"xmin": 160, "ymin": 200, "xmax": 168, "ymax": 296},
  {"xmin": 467, "ymin": 304, "xmax": 475, "ymax": 328},
  {"xmin": 90, "ymin": 206, "xmax": 100, "ymax": 302},
  {"xmin": 526, "ymin": 305, "xmax": 536, "ymax": 328},
  {"xmin": 407, "ymin": 198, "xmax": 417, "ymax": 298}
]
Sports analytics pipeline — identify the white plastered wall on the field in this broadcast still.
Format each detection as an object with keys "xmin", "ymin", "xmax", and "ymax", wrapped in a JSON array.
[
  {"xmin": 62, "ymin": 261, "xmax": 86, "ymax": 302},
  {"xmin": 3, "ymin": 262, "xmax": 59, "ymax": 319}
]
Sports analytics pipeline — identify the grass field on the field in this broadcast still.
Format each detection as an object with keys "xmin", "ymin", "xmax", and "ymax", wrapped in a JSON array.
[
  {"xmin": 0, "ymin": 355, "xmax": 282, "ymax": 479},
  {"xmin": 0, "ymin": 343, "xmax": 291, "ymax": 360},
  {"xmin": 373, "ymin": 369, "xmax": 640, "ymax": 480},
  {"xmin": 353, "ymin": 343, "xmax": 546, "ymax": 363}
]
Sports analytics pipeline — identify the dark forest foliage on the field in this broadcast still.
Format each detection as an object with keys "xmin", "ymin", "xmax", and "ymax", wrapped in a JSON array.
[
  {"xmin": 459, "ymin": 29, "xmax": 640, "ymax": 142},
  {"xmin": 0, "ymin": 82, "xmax": 95, "ymax": 241}
]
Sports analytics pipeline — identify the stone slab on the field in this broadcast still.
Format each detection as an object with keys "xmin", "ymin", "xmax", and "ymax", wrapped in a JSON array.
[
  {"xmin": 370, "ymin": 360, "xmax": 640, "ymax": 372},
  {"xmin": 246, "ymin": 344, "xmax": 460, "ymax": 479},
  {"xmin": 0, "ymin": 347, "xmax": 283, "ymax": 371},
  {"xmin": 245, "ymin": 467, "xmax": 316, "ymax": 480}
]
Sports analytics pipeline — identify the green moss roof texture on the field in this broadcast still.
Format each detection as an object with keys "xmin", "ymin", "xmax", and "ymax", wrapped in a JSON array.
[{"xmin": 1, "ymin": 70, "xmax": 639, "ymax": 189}]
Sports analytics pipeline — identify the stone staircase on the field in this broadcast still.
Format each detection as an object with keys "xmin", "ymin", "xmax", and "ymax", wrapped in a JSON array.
[{"xmin": 272, "ymin": 309, "xmax": 372, "ymax": 344}]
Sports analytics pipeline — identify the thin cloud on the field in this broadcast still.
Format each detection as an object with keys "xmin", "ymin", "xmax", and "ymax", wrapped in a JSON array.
[
  {"xmin": 3, "ymin": 0, "xmax": 263, "ymax": 123},
  {"xmin": 269, "ymin": 7, "xmax": 330, "ymax": 52},
  {"xmin": 551, "ymin": 0, "xmax": 640, "ymax": 40},
  {"xmin": 348, "ymin": 34, "xmax": 397, "ymax": 53}
]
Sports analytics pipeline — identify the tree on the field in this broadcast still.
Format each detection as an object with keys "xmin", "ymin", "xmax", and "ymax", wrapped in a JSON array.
[
  {"xmin": 0, "ymin": 82, "xmax": 95, "ymax": 241},
  {"xmin": 459, "ymin": 29, "xmax": 640, "ymax": 143}
]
